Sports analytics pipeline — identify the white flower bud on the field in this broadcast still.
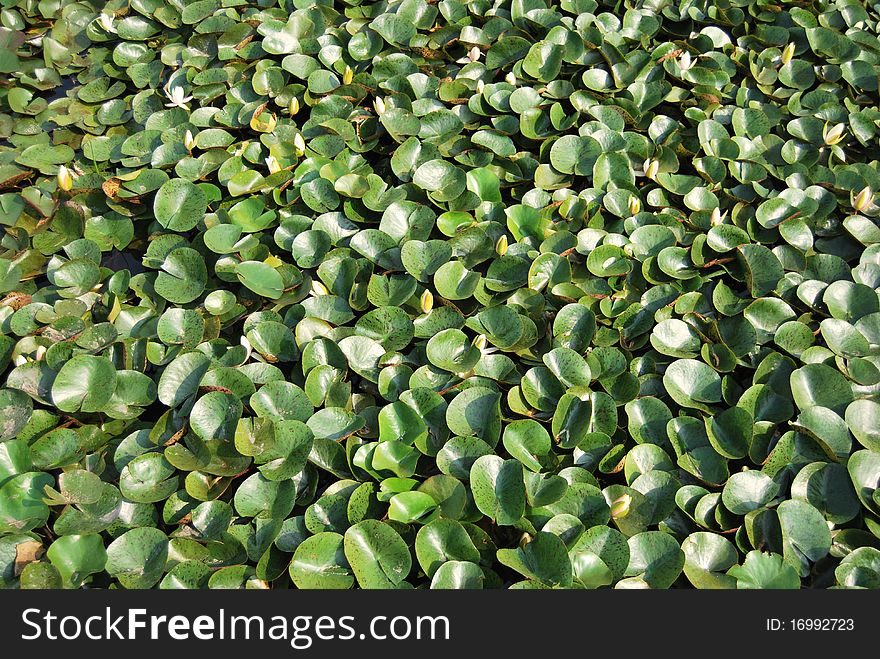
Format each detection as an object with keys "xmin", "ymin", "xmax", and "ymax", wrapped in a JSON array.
[
  {"xmin": 184, "ymin": 130, "xmax": 195, "ymax": 150},
  {"xmin": 98, "ymin": 12, "xmax": 117, "ymax": 33},
  {"xmin": 628, "ymin": 196, "xmax": 641, "ymax": 216},
  {"xmin": 505, "ymin": 72, "xmax": 516, "ymax": 86},
  {"xmin": 240, "ymin": 335, "xmax": 252, "ymax": 360},
  {"xmin": 13, "ymin": 355, "xmax": 27, "ymax": 367},
  {"xmin": 374, "ymin": 96, "xmax": 386, "ymax": 115},
  {"xmin": 823, "ymin": 122, "xmax": 846, "ymax": 146},
  {"xmin": 293, "ymin": 133, "xmax": 306, "ymax": 156},
  {"xmin": 265, "ymin": 155, "xmax": 281, "ymax": 174},
  {"xmin": 610, "ymin": 494, "xmax": 632, "ymax": 519},
  {"xmin": 679, "ymin": 51, "xmax": 692, "ymax": 71},
  {"xmin": 644, "ymin": 158, "xmax": 660, "ymax": 180},
  {"xmin": 476, "ymin": 79, "xmax": 485, "ymax": 94},
  {"xmin": 468, "ymin": 46, "xmax": 481, "ymax": 62},
  {"xmin": 289, "ymin": 97, "xmax": 300, "ymax": 116}
]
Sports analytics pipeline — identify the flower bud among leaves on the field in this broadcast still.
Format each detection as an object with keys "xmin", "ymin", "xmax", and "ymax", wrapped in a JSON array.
[
  {"xmin": 343, "ymin": 65, "xmax": 353, "ymax": 85},
  {"xmin": 505, "ymin": 72, "xmax": 516, "ymax": 85},
  {"xmin": 239, "ymin": 335, "xmax": 252, "ymax": 361},
  {"xmin": 823, "ymin": 122, "xmax": 846, "ymax": 145},
  {"xmin": 184, "ymin": 130, "xmax": 195, "ymax": 150},
  {"xmin": 853, "ymin": 186, "xmax": 872, "ymax": 212},
  {"xmin": 293, "ymin": 132, "xmax": 306, "ymax": 156},
  {"xmin": 289, "ymin": 96, "xmax": 300, "ymax": 116},
  {"xmin": 311, "ymin": 280, "xmax": 329, "ymax": 296},
  {"xmin": 373, "ymin": 96, "xmax": 386, "ymax": 115},
  {"xmin": 472, "ymin": 334, "xmax": 488, "ymax": 351},
  {"xmin": 495, "ymin": 234, "xmax": 508, "ymax": 256},
  {"xmin": 628, "ymin": 196, "xmax": 641, "ymax": 216},
  {"xmin": 679, "ymin": 50, "xmax": 692, "ymax": 71},
  {"xmin": 644, "ymin": 158, "xmax": 660, "ymax": 179},
  {"xmin": 468, "ymin": 46, "xmax": 481, "ymax": 61},
  {"xmin": 420, "ymin": 289, "xmax": 433, "ymax": 314},
  {"xmin": 610, "ymin": 494, "xmax": 632, "ymax": 519},
  {"xmin": 781, "ymin": 42, "xmax": 796, "ymax": 64},
  {"xmin": 98, "ymin": 12, "xmax": 116, "ymax": 33},
  {"xmin": 265, "ymin": 155, "xmax": 282, "ymax": 174},
  {"xmin": 57, "ymin": 165, "xmax": 74, "ymax": 191}
]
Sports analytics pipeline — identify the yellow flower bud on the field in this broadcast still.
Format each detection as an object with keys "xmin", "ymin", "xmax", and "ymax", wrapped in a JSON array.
[
  {"xmin": 781, "ymin": 42, "xmax": 796, "ymax": 65},
  {"xmin": 644, "ymin": 158, "xmax": 660, "ymax": 180},
  {"xmin": 343, "ymin": 65, "xmax": 353, "ymax": 85},
  {"xmin": 472, "ymin": 334, "xmax": 488, "ymax": 351},
  {"xmin": 853, "ymin": 186, "xmax": 873, "ymax": 212},
  {"xmin": 495, "ymin": 234, "xmax": 508, "ymax": 256},
  {"xmin": 57, "ymin": 165, "xmax": 74, "ymax": 192},
  {"xmin": 311, "ymin": 280, "xmax": 329, "ymax": 296},
  {"xmin": 628, "ymin": 196, "xmax": 641, "ymax": 216},
  {"xmin": 289, "ymin": 97, "xmax": 300, "ymax": 116},
  {"xmin": 420, "ymin": 289, "xmax": 433, "ymax": 314}
]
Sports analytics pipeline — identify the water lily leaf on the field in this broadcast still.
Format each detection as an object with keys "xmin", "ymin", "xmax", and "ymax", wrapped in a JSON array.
[
  {"xmin": 105, "ymin": 527, "xmax": 168, "ymax": 589},
  {"xmin": 0, "ymin": 389, "xmax": 32, "ymax": 441},
  {"xmin": 721, "ymin": 471, "xmax": 780, "ymax": 515},
  {"xmin": 624, "ymin": 531, "xmax": 684, "ymax": 589},
  {"xmin": 446, "ymin": 387, "xmax": 502, "ymax": 446},
  {"xmin": 290, "ymin": 532, "xmax": 353, "ymax": 589},
  {"xmin": 236, "ymin": 261, "xmax": 284, "ymax": 299},
  {"xmin": 430, "ymin": 560, "xmax": 484, "ymax": 589},
  {"xmin": 343, "ymin": 520, "xmax": 411, "ymax": 589},
  {"xmin": 155, "ymin": 248, "xmax": 207, "ymax": 304},
  {"xmin": 682, "ymin": 532, "xmax": 737, "ymax": 589},
  {"xmin": 158, "ymin": 352, "xmax": 211, "ymax": 408},
  {"xmin": 470, "ymin": 455, "xmax": 525, "ymax": 525},
  {"xmin": 497, "ymin": 532, "xmax": 572, "ymax": 588},
  {"xmin": 777, "ymin": 499, "xmax": 832, "ymax": 577},
  {"xmin": 154, "ymin": 179, "xmax": 207, "ymax": 231},
  {"xmin": 503, "ymin": 420, "xmax": 552, "ymax": 473},
  {"xmin": 46, "ymin": 534, "xmax": 107, "ymax": 588},
  {"xmin": 51, "ymin": 355, "xmax": 116, "ymax": 413},
  {"xmin": 663, "ymin": 359, "xmax": 722, "ymax": 410},
  {"xmin": 728, "ymin": 551, "xmax": 801, "ymax": 589},
  {"xmin": 415, "ymin": 519, "xmax": 481, "ymax": 578}
]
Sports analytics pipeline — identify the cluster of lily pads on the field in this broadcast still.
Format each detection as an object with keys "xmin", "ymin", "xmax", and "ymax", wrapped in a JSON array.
[{"xmin": 1, "ymin": 0, "xmax": 880, "ymax": 590}]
